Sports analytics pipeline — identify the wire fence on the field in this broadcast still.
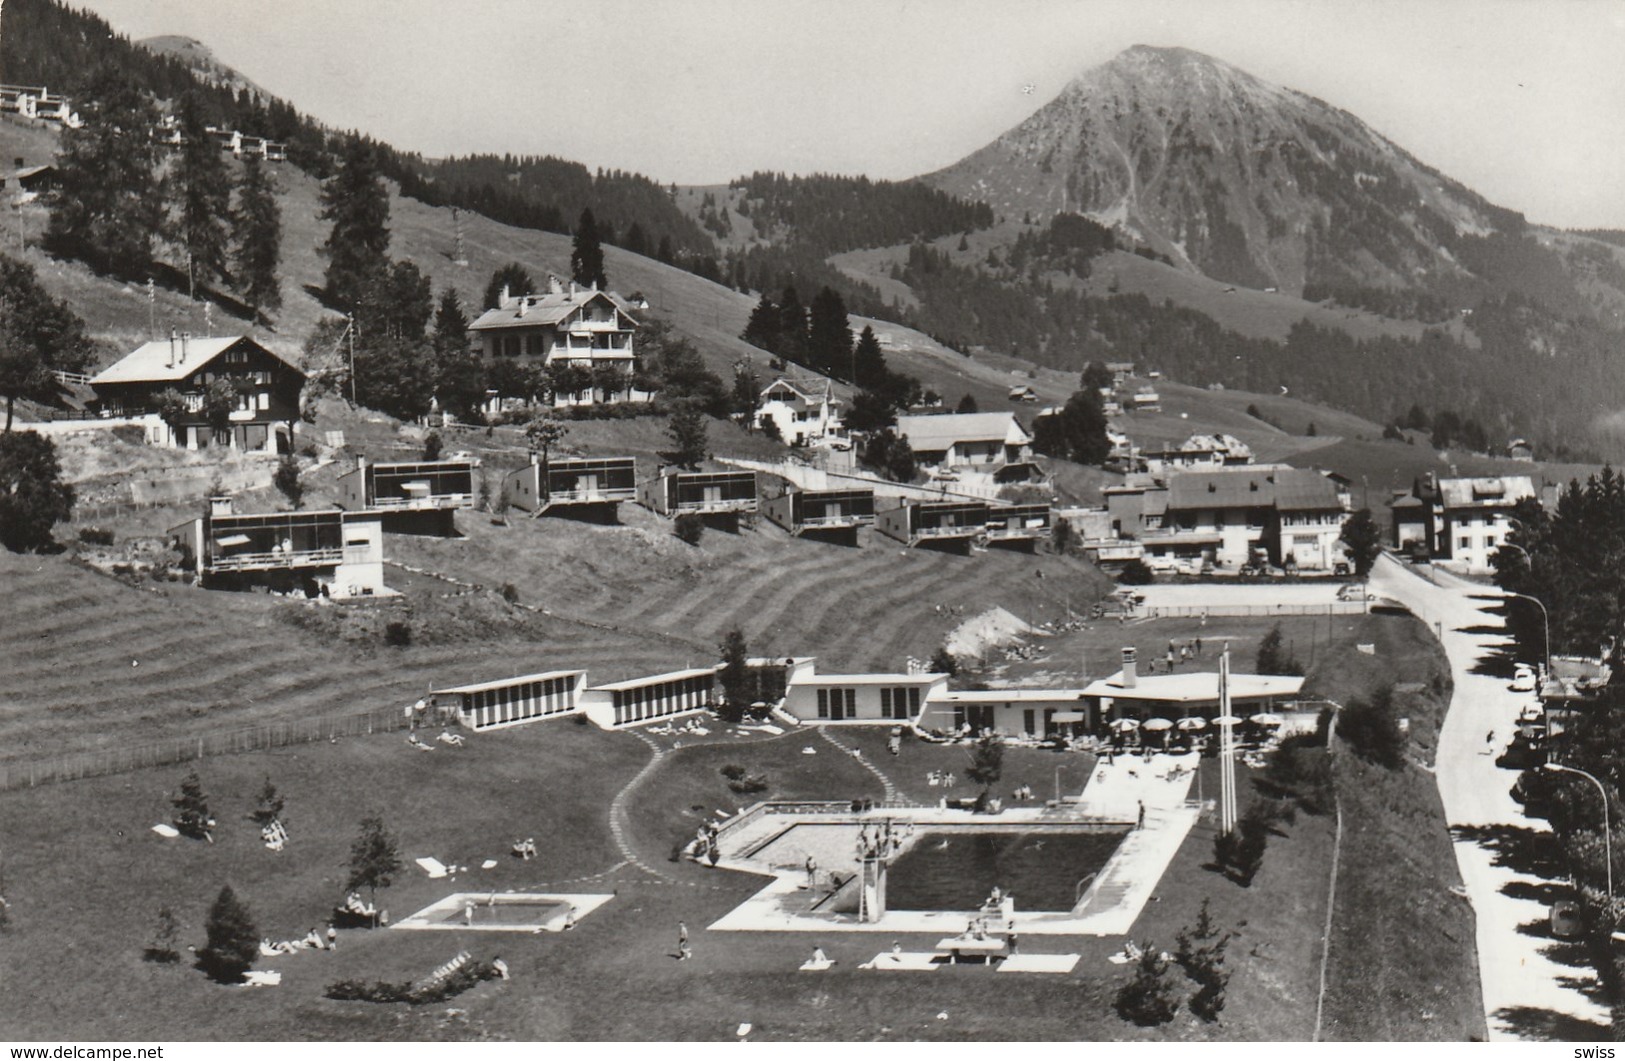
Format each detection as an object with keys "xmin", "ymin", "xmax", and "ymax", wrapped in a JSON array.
[
  {"xmin": 0, "ymin": 704, "xmax": 412, "ymax": 792},
  {"xmin": 1141, "ymin": 602, "xmax": 1371, "ymax": 619}
]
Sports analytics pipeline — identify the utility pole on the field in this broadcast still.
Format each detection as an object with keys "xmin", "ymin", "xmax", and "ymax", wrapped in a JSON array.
[
  {"xmin": 146, "ymin": 278, "xmax": 156, "ymax": 340},
  {"xmin": 347, "ymin": 314, "xmax": 358, "ymax": 406},
  {"xmin": 452, "ymin": 207, "xmax": 467, "ymax": 267}
]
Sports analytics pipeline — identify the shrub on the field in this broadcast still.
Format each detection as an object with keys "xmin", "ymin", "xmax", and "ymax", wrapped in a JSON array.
[
  {"xmin": 674, "ymin": 512, "xmax": 704, "ymax": 546},
  {"xmin": 199, "ymin": 886, "xmax": 258, "ymax": 983},
  {"xmin": 326, "ymin": 960, "xmax": 499, "ymax": 1005},
  {"xmin": 1255, "ymin": 624, "xmax": 1303, "ymax": 675},
  {"xmin": 171, "ymin": 771, "xmax": 213, "ymax": 840},
  {"xmin": 422, "ymin": 430, "xmax": 443, "ymax": 461},
  {"xmin": 500, "ymin": 583, "xmax": 519, "ymax": 604},
  {"xmin": 1174, "ymin": 898, "xmax": 1232, "ymax": 1021},
  {"xmin": 1114, "ymin": 945, "xmax": 1179, "ymax": 1026},
  {"xmin": 1118, "ymin": 559, "xmax": 1154, "ymax": 585},
  {"xmin": 384, "ymin": 621, "xmax": 413, "ymax": 648},
  {"xmin": 78, "ymin": 527, "xmax": 114, "ymax": 546},
  {"xmin": 727, "ymin": 772, "xmax": 769, "ymax": 795},
  {"xmin": 719, "ymin": 764, "xmax": 746, "ymax": 781},
  {"xmin": 144, "ymin": 905, "xmax": 181, "ymax": 964},
  {"xmin": 1338, "ymin": 685, "xmax": 1407, "ymax": 769}
]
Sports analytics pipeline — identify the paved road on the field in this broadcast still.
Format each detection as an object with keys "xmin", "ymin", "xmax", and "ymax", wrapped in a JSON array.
[{"xmin": 1370, "ymin": 555, "xmax": 1611, "ymax": 1040}]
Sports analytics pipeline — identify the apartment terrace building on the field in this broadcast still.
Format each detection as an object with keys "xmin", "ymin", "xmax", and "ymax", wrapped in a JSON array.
[
  {"xmin": 761, "ymin": 488, "xmax": 875, "ymax": 538},
  {"xmin": 338, "ymin": 456, "xmax": 477, "ymax": 533},
  {"xmin": 875, "ymin": 500, "xmax": 991, "ymax": 549},
  {"xmin": 172, "ymin": 498, "xmax": 385, "ymax": 595},
  {"xmin": 505, "ymin": 456, "xmax": 638, "ymax": 516},
  {"xmin": 637, "ymin": 469, "xmax": 758, "ymax": 519}
]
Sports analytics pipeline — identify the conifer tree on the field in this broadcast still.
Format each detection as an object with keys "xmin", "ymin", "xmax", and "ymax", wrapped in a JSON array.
[
  {"xmin": 232, "ymin": 157, "xmax": 282, "ymax": 318},
  {"xmin": 571, "ymin": 207, "xmax": 607, "ymax": 289},
  {"xmin": 741, "ymin": 292, "xmax": 780, "ymax": 352},
  {"xmin": 170, "ymin": 89, "xmax": 233, "ymax": 292},
  {"xmin": 431, "ymin": 288, "xmax": 485, "ymax": 418},
  {"xmin": 171, "ymin": 771, "xmax": 213, "ymax": 840},
  {"xmin": 807, "ymin": 286, "xmax": 853, "ymax": 379},
  {"xmin": 45, "ymin": 66, "xmax": 162, "ymax": 276},
  {"xmin": 852, "ymin": 325, "xmax": 886, "ymax": 391},
  {"xmin": 667, "ymin": 401, "xmax": 708, "ymax": 468},
  {"xmin": 777, "ymin": 285, "xmax": 807, "ymax": 362},
  {"xmin": 199, "ymin": 886, "xmax": 258, "ymax": 982},
  {"xmin": 483, "ymin": 262, "xmax": 534, "ymax": 309},
  {"xmin": 318, "ymin": 137, "xmax": 391, "ymax": 311}
]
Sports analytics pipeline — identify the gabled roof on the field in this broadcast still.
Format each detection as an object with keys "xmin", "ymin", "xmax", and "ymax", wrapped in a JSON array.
[
  {"xmin": 897, "ymin": 412, "xmax": 1031, "ymax": 453},
  {"xmin": 1437, "ymin": 476, "xmax": 1536, "ymax": 510},
  {"xmin": 91, "ymin": 336, "xmax": 302, "ymax": 386},
  {"xmin": 1165, "ymin": 466, "xmax": 1339, "ymax": 512},
  {"xmin": 468, "ymin": 287, "xmax": 637, "ymax": 332},
  {"xmin": 760, "ymin": 377, "xmax": 831, "ymax": 405}
]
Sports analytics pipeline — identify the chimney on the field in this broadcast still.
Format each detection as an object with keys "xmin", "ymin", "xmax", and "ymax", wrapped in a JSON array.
[
  {"xmin": 1121, "ymin": 647, "xmax": 1137, "ymax": 689},
  {"xmin": 167, "ymin": 328, "xmax": 178, "ymax": 369},
  {"xmin": 516, "ymin": 296, "xmax": 528, "ymax": 318},
  {"xmin": 12, "ymin": 157, "xmax": 21, "ymax": 168},
  {"xmin": 180, "ymin": 332, "xmax": 190, "ymax": 364},
  {"xmin": 209, "ymin": 495, "xmax": 234, "ymax": 517},
  {"xmin": 549, "ymin": 275, "xmax": 562, "ymax": 295},
  {"xmin": 568, "ymin": 281, "xmax": 576, "ymax": 300},
  {"xmin": 590, "ymin": 279, "xmax": 598, "ymax": 293}
]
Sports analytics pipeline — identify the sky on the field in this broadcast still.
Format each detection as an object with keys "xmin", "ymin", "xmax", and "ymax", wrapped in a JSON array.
[{"xmin": 71, "ymin": 0, "xmax": 1625, "ymax": 229}]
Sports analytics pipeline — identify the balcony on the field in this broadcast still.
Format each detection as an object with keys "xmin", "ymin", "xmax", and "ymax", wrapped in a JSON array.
[
  {"xmin": 915, "ymin": 523, "xmax": 981, "ymax": 539},
  {"xmin": 799, "ymin": 513, "xmax": 868, "ymax": 529},
  {"xmin": 206, "ymin": 546, "xmax": 344, "ymax": 572},
  {"xmin": 370, "ymin": 493, "xmax": 473, "ymax": 511},
  {"xmin": 545, "ymin": 485, "xmax": 636, "ymax": 505},
  {"xmin": 674, "ymin": 498, "xmax": 758, "ymax": 514},
  {"xmin": 985, "ymin": 524, "xmax": 1048, "ymax": 541}
]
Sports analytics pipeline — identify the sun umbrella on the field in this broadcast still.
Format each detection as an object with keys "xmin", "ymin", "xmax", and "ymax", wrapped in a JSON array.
[
  {"xmin": 1212, "ymin": 714, "xmax": 1242, "ymax": 727},
  {"xmin": 1142, "ymin": 718, "xmax": 1174, "ymax": 732},
  {"xmin": 1250, "ymin": 712, "xmax": 1284, "ymax": 726},
  {"xmin": 1110, "ymin": 718, "xmax": 1141, "ymax": 732},
  {"xmin": 1177, "ymin": 717, "xmax": 1208, "ymax": 731}
]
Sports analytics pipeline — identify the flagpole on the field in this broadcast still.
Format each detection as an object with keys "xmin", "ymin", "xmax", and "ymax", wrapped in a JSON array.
[{"xmin": 1220, "ymin": 650, "xmax": 1236, "ymax": 834}]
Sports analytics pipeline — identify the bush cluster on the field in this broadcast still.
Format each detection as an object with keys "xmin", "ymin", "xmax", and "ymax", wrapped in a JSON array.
[{"xmin": 326, "ymin": 960, "xmax": 500, "ymax": 1005}]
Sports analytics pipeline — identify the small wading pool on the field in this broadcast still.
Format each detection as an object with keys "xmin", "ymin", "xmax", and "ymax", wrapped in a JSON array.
[
  {"xmin": 438, "ymin": 898, "xmax": 572, "ymax": 926},
  {"xmin": 886, "ymin": 828, "xmax": 1129, "ymax": 912}
]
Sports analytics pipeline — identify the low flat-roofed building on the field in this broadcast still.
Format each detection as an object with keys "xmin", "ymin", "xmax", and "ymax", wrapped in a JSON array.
[
  {"xmin": 172, "ymin": 498, "xmax": 385, "ymax": 595},
  {"xmin": 637, "ymin": 469, "xmax": 758, "ymax": 517},
  {"xmin": 983, "ymin": 503, "xmax": 1053, "ymax": 546},
  {"xmin": 917, "ymin": 688, "xmax": 1091, "ymax": 737},
  {"xmin": 338, "ymin": 457, "xmax": 476, "ymax": 533},
  {"xmin": 761, "ymin": 488, "xmax": 875, "ymax": 536},
  {"xmin": 875, "ymin": 500, "xmax": 991, "ymax": 548},
  {"xmin": 430, "ymin": 670, "xmax": 587, "ymax": 730},
  {"xmin": 783, "ymin": 671, "xmax": 949, "ymax": 724},
  {"xmin": 579, "ymin": 667, "xmax": 717, "ymax": 729},
  {"xmin": 506, "ymin": 456, "xmax": 637, "ymax": 514},
  {"xmin": 1083, "ymin": 662, "xmax": 1304, "ymax": 724}
]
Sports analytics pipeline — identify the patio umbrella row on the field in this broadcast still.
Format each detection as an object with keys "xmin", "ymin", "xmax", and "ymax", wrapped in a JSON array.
[{"xmin": 1109, "ymin": 714, "xmax": 1284, "ymax": 731}]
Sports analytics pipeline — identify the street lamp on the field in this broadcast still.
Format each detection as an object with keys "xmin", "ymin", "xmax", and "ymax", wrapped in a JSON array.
[
  {"xmin": 1496, "ymin": 540, "xmax": 1551, "ymax": 677},
  {"xmin": 1546, "ymin": 762, "xmax": 1613, "ymax": 911}
]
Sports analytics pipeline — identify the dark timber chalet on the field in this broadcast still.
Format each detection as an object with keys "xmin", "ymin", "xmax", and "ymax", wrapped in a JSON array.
[
  {"xmin": 505, "ymin": 456, "xmax": 638, "ymax": 516},
  {"xmin": 337, "ymin": 456, "xmax": 477, "ymax": 534},
  {"xmin": 90, "ymin": 334, "xmax": 304, "ymax": 454},
  {"xmin": 761, "ymin": 487, "xmax": 875, "ymax": 539},
  {"xmin": 637, "ymin": 469, "xmax": 758, "ymax": 523}
]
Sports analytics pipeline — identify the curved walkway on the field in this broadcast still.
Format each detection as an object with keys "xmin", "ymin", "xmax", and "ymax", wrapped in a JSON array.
[
  {"xmin": 1371, "ymin": 554, "xmax": 1610, "ymax": 1040},
  {"xmin": 606, "ymin": 729, "xmax": 676, "ymax": 880},
  {"xmin": 816, "ymin": 727, "xmax": 905, "ymax": 803}
]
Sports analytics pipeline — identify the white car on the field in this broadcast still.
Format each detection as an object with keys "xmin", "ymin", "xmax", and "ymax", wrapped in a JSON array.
[{"xmin": 1510, "ymin": 665, "xmax": 1537, "ymax": 692}]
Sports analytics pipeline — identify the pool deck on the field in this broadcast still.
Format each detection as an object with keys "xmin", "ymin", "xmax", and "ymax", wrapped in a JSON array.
[
  {"xmin": 393, "ymin": 891, "xmax": 614, "ymax": 932},
  {"xmin": 708, "ymin": 753, "xmax": 1198, "ymax": 937}
]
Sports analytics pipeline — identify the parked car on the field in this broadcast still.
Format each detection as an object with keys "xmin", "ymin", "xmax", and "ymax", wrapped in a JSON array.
[
  {"xmin": 1511, "ymin": 664, "xmax": 1537, "ymax": 692},
  {"xmin": 1336, "ymin": 584, "xmax": 1368, "ymax": 602}
]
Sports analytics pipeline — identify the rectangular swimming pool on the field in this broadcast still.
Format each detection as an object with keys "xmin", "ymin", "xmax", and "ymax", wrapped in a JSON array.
[{"xmin": 885, "ymin": 828, "xmax": 1129, "ymax": 912}]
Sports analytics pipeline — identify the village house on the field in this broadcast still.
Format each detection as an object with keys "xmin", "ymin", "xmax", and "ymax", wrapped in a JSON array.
[
  {"xmin": 172, "ymin": 497, "xmax": 386, "ymax": 596},
  {"xmin": 895, "ymin": 412, "xmax": 1033, "ymax": 472},
  {"xmin": 429, "ymin": 671, "xmax": 587, "ymax": 731},
  {"xmin": 1129, "ymin": 386, "xmax": 1162, "ymax": 413},
  {"xmin": 1, "ymin": 84, "xmax": 81, "ymax": 127},
  {"xmin": 337, "ymin": 456, "xmax": 477, "ymax": 534},
  {"xmin": 761, "ymin": 487, "xmax": 876, "ymax": 538},
  {"xmin": 2, "ymin": 159, "xmax": 55, "ymax": 202},
  {"xmin": 467, "ymin": 277, "xmax": 643, "ymax": 406},
  {"xmin": 782, "ymin": 669, "xmax": 949, "ymax": 724},
  {"xmin": 1106, "ymin": 465, "xmax": 1348, "ymax": 570},
  {"xmin": 505, "ymin": 456, "xmax": 638, "ymax": 516},
  {"xmin": 1395, "ymin": 473, "xmax": 1538, "ymax": 574},
  {"xmin": 579, "ymin": 668, "xmax": 717, "ymax": 729},
  {"xmin": 90, "ymin": 333, "xmax": 305, "ymax": 454},
  {"xmin": 637, "ymin": 468, "xmax": 758, "ymax": 519},
  {"xmin": 1103, "ymin": 361, "xmax": 1137, "ymax": 385},
  {"xmin": 1142, "ymin": 433, "xmax": 1253, "ymax": 474},
  {"xmin": 755, "ymin": 377, "xmax": 843, "ymax": 446}
]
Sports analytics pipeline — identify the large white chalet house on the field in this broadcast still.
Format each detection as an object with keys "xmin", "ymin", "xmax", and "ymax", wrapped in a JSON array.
[
  {"xmin": 755, "ymin": 377, "xmax": 842, "ymax": 446},
  {"xmin": 467, "ymin": 277, "xmax": 643, "ymax": 405}
]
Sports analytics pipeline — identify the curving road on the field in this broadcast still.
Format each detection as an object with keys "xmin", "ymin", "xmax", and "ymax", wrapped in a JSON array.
[{"xmin": 1370, "ymin": 554, "xmax": 1611, "ymax": 1040}]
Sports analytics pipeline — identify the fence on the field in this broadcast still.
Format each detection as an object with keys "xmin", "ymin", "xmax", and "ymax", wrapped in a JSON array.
[
  {"xmin": 0, "ymin": 704, "xmax": 412, "ymax": 792},
  {"xmin": 1141, "ymin": 602, "xmax": 1371, "ymax": 619}
]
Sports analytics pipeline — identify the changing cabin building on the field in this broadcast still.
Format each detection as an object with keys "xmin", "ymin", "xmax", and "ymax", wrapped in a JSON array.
[
  {"xmin": 579, "ymin": 667, "xmax": 717, "ymax": 729},
  {"xmin": 505, "ymin": 456, "xmax": 638, "ymax": 516},
  {"xmin": 430, "ymin": 670, "xmax": 586, "ymax": 730},
  {"xmin": 91, "ymin": 334, "xmax": 305, "ymax": 454},
  {"xmin": 173, "ymin": 497, "xmax": 385, "ymax": 595},
  {"xmin": 762, "ymin": 488, "xmax": 875, "ymax": 539},
  {"xmin": 917, "ymin": 689, "xmax": 1091, "ymax": 738},
  {"xmin": 875, "ymin": 500, "xmax": 991, "ymax": 550},
  {"xmin": 638, "ymin": 469, "xmax": 758, "ymax": 519},
  {"xmin": 1083, "ymin": 650, "xmax": 1304, "ymax": 725},
  {"xmin": 467, "ymin": 278, "xmax": 643, "ymax": 407},
  {"xmin": 337, "ymin": 456, "xmax": 477, "ymax": 534},
  {"xmin": 783, "ymin": 670, "xmax": 949, "ymax": 724}
]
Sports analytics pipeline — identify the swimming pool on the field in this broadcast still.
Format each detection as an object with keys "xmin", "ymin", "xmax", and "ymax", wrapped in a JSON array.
[
  {"xmin": 436, "ymin": 897, "xmax": 573, "ymax": 926},
  {"xmin": 885, "ymin": 827, "xmax": 1129, "ymax": 912}
]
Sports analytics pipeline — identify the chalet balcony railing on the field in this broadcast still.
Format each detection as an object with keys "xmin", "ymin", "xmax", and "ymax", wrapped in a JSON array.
[
  {"xmin": 369, "ymin": 493, "xmax": 473, "ymax": 511},
  {"xmin": 206, "ymin": 546, "xmax": 344, "ymax": 572},
  {"xmin": 545, "ymin": 486, "xmax": 636, "ymax": 504},
  {"xmin": 674, "ymin": 498, "xmax": 758, "ymax": 514}
]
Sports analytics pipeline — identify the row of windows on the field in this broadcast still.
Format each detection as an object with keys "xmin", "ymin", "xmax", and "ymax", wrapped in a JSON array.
[
  {"xmin": 816, "ymin": 688, "xmax": 857, "ymax": 719},
  {"xmin": 462, "ymin": 676, "xmax": 577, "ymax": 728},
  {"xmin": 612, "ymin": 676, "xmax": 712, "ymax": 725},
  {"xmin": 879, "ymin": 687, "xmax": 922, "ymax": 719}
]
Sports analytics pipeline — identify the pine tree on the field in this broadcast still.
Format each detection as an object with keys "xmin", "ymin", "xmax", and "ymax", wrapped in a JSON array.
[
  {"xmin": 571, "ymin": 207, "xmax": 607, "ymax": 289},
  {"xmin": 431, "ymin": 288, "xmax": 484, "ymax": 419},
  {"xmin": 741, "ymin": 292, "xmax": 780, "ymax": 352},
  {"xmin": 483, "ymin": 262, "xmax": 534, "ymax": 309},
  {"xmin": 717, "ymin": 630, "xmax": 753, "ymax": 723},
  {"xmin": 667, "ymin": 401, "xmax": 708, "ymax": 468},
  {"xmin": 232, "ymin": 157, "xmax": 282, "ymax": 318},
  {"xmin": 1115, "ymin": 945, "xmax": 1179, "ymax": 1025},
  {"xmin": 171, "ymin": 771, "xmax": 213, "ymax": 840},
  {"xmin": 44, "ymin": 65, "xmax": 163, "ymax": 276},
  {"xmin": 851, "ymin": 326, "xmax": 888, "ymax": 393},
  {"xmin": 318, "ymin": 137, "xmax": 391, "ymax": 312},
  {"xmin": 170, "ymin": 89, "xmax": 233, "ymax": 292},
  {"xmin": 199, "ymin": 886, "xmax": 258, "ymax": 983},
  {"xmin": 807, "ymin": 286, "xmax": 854, "ymax": 379},
  {"xmin": 623, "ymin": 221, "xmax": 649, "ymax": 258},
  {"xmin": 777, "ymin": 286, "xmax": 807, "ymax": 362},
  {"xmin": 250, "ymin": 776, "xmax": 285, "ymax": 828},
  {"xmin": 955, "ymin": 393, "xmax": 979, "ymax": 414},
  {"xmin": 273, "ymin": 455, "xmax": 303, "ymax": 509},
  {"xmin": 0, "ymin": 257, "xmax": 94, "ymax": 431}
]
